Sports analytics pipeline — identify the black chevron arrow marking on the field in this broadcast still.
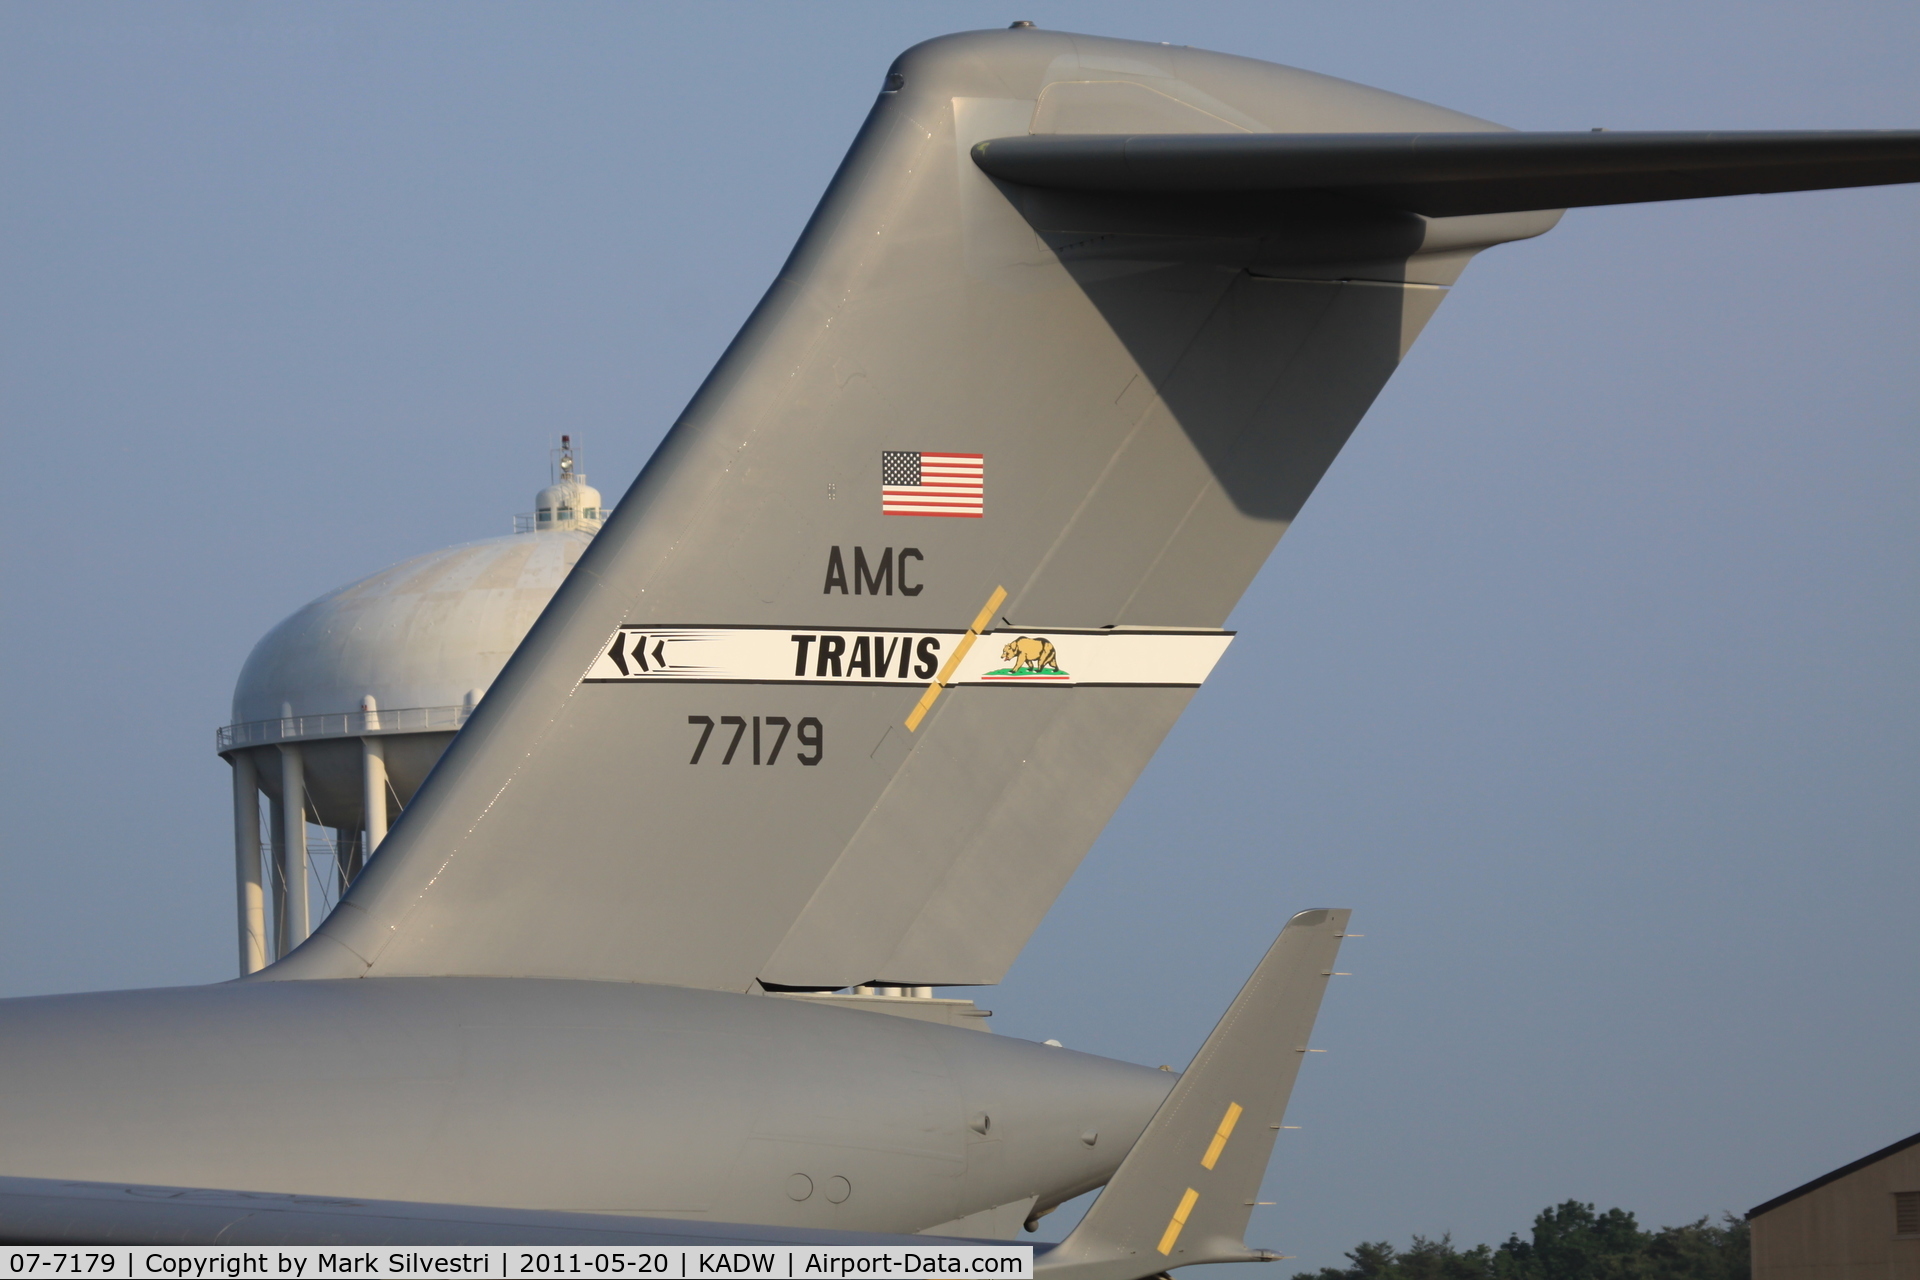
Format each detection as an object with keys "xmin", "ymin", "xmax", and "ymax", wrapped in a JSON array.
[{"xmin": 607, "ymin": 633, "xmax": 629, "ymax": 676}]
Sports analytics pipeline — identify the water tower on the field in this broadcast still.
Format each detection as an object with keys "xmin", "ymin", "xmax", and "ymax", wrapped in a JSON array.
[{"xmin": 217, "ymin": 439, "xmax": 611, "ymax": 973}]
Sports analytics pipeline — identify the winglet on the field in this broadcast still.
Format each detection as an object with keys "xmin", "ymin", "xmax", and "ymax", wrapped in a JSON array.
[{"xmin": 1039, "ymin": 909, "xmax": 1351, "ymax": 1280}]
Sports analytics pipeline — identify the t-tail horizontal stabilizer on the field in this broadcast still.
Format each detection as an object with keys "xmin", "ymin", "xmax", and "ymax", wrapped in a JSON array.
[
  {"xmin": 1037, "ymin": 909, "xmax": 1351, "ymax": 1280},
  {"xmin": 971, "ymin": 130, "xmax": 1920, "ymax": 217}
]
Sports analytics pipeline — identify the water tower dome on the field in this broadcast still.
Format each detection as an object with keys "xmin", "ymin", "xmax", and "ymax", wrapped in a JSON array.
[{"xmin": 219, "ymin": 441, "xmax": 615, "ymax": 973}]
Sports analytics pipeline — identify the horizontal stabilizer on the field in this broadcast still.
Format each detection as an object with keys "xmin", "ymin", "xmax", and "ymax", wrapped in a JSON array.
[
  {"xmin": 972, "ymin": 131, "xmax": 1920, "ymax": 216},
  {"xmin": 1039, "ymin": 909, "xmax": 1350, "ymax": 1280}
]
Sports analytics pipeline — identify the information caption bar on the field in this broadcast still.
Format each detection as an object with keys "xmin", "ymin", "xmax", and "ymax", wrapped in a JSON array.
[{"xmin": 3, "ymin": 1248, "xmax": 1032, "ymax": 1280}]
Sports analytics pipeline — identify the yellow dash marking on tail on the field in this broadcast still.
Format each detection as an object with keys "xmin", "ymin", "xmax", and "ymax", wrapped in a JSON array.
[
  {"xmin": 1200, "ymin": 1101, "xmax": 1243, "ymax": 1170},
  {"xmin": 904, "ymin": 585, "xmax": 1007, "ymax": 732},
  {"xmin": 963, "ymin": 589, "xmax": 1007, "ymax": 636},
  {"xmin": 1157, "ymin": 1187, "xmax": 1201, "ymax": 1256}
]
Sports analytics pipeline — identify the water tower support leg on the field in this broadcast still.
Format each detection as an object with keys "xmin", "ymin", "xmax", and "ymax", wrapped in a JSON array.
[
  {"xmin": 230, "ymin": 752, "xmax": 266, "ymax": 975},
  {"xmin": 268, "ymin": 794, "xmax": 285, "ymax": 957},
  {"xmin": 279, "ymin": 745, "xmax": 309, "ymax": 951},
  {"xmin": 336, "ymin": 828, "xmax": 361, "ymax": 890},
  {"xmin": 362, "ymin": 736, "xmax": 389, "ymax": 856}
]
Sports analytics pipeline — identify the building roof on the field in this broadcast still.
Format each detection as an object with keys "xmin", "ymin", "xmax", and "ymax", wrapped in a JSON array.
[{"xmin": 1749, "ymin": 1130, "xmax": 1920, "ymax": 1219}]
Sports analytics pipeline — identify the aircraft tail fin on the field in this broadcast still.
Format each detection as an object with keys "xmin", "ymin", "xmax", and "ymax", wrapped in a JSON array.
[
  {"xmin": 266, "ymin": 29, "xmax": 1488, "ymax": 992},
  {"xmin": 1039, "ymin": 909, "xmax": 1351, "ymax": 1280}
]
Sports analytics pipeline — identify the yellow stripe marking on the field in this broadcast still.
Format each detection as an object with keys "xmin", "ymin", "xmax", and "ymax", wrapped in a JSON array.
[
  {"xmin": 1156, "ymin": 1187, "xmax": 1201, "ymax": 1256},
  {"xmin": 1200, "ymin": 1101, "xmax": 1243, "ymax": 1170},
  {"xmin": 903, "ymin": 585, "xmax": 1007, "ymax": 732}
]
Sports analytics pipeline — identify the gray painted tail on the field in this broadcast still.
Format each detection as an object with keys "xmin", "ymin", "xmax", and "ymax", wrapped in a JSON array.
[
  {"xmin": 267, "ymin": 29, "xmax": 1534, "ymax": 991},
  {"xmin": 1040, "ymin": 910, "xmax": 1351, "ymax": 1280}
]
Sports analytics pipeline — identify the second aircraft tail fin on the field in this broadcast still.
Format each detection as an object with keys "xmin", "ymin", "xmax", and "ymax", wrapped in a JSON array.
[{"xmin": 1040, "ymin": 909, "xmax": 1351, "ymax": 1280}]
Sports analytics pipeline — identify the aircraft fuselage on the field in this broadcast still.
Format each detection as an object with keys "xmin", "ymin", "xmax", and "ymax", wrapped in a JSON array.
[{"xmin": 0, "ymin": 979, "xmax": 1170, "ymax": 1235}]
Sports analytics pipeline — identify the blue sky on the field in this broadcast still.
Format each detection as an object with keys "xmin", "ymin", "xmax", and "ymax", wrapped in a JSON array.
[{"xmin": 2, "ymin": 2, "xmax": 1915, "ymax": 1269}]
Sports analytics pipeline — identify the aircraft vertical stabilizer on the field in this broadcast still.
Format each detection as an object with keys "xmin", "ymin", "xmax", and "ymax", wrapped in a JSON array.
[
  {"xmin": 1038, "ymin": 909, "xmax": 1350, "ymax": 1280},
  {"xmin": 263, "ymin": 27, "xmax": 1914, "ymax": 993},
  {"xmin": 265, "ymin": 31, "xmax": 1497, "ymax": 992}
]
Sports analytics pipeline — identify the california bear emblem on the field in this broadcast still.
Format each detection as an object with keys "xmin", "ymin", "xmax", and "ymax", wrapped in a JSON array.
[{"xmin": 999, "ymin": 636, "xmax": 1060, "ymax": 673}]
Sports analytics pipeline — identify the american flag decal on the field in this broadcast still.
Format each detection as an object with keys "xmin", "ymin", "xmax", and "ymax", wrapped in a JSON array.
[{"xmin": 881, "ymin": 451, "xmax": 984, "ymax": 518}]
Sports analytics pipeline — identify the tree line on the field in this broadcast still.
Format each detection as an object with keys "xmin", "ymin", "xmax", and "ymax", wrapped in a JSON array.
[{"xmin": 1292, "ymin": 1200, "xmax": 1750, "ymax": 1280}]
